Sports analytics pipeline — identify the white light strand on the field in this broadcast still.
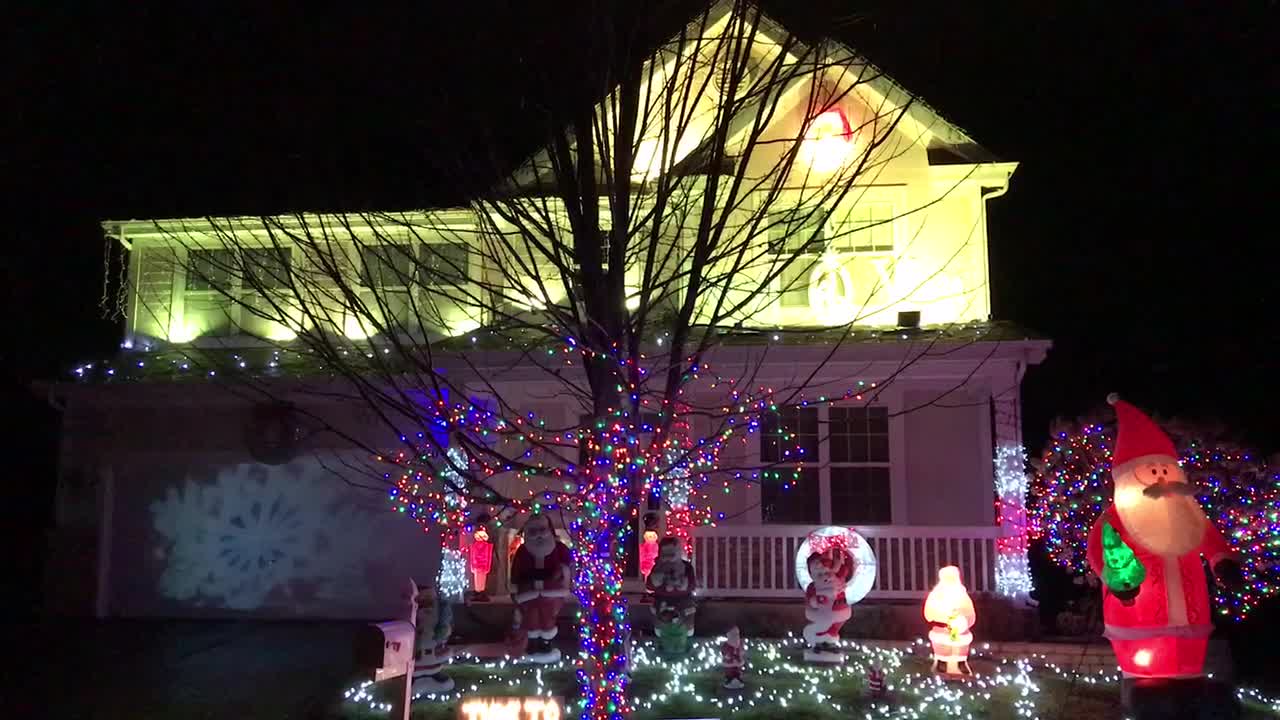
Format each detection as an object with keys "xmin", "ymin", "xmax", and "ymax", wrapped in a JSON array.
[
  {"xmin": 437, "ymin": 548, "xmax": 467, "ymax": 602},
  {"xmin": 994, "ymin": 443, "xmax": 1034, "ymax": 597}
]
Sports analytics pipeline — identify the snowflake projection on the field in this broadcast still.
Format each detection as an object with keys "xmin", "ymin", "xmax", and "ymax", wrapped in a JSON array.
[{"xmin": 151, "ymin": 459, "xmax": 391, "ymax": 611}]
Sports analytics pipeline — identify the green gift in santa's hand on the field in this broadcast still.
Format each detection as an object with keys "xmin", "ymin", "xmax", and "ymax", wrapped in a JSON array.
[{"xmin": 1101, "ymin": 522, "xmax": 1145, "ymax": 597}]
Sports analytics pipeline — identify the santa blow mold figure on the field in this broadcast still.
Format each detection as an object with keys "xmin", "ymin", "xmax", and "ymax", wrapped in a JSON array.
[
  {"xmin": 923, "ymin": 566, "xmax": 976, "ymax": 677},
  {"xmin": 803, "ymin": 546, "xmax": 852, "ymax": 663},
  {"xmin": 1087, "ymin": 395, "xmax": 1242, "ymax": 681},
  {"xmin": 510, "ymin": 514, "xmax": 572, "ymax": 663}
]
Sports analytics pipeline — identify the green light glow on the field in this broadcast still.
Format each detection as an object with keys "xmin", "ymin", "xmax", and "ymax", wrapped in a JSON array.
[{"xmin": 1101, "ymin": 521, "xmax": 1145, "ymax": 593}]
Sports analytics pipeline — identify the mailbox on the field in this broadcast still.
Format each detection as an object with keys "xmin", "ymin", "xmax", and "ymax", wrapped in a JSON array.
[{"xmin": 355, "ymin": 620, "xmax": 416, "ymax": 682}]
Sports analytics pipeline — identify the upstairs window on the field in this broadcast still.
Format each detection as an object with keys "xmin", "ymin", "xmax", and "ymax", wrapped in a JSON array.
[
  {"xmin": 360, "ymin": 245, "xmax": 415, "ymax": 288},
  {"xmin": 418, "ymin": 242, "xmax": 470, "ymax": 288},
  {"xmin": 186, "ymin": 249, "xmax": 234, "ymax": 292},
  {"xmin": 242, "ymin": 247, "xmax": 293, "ymax": 290},
  {"xmin": 768, "ymin": 209, "xmax": 828, "ymax": 308}
]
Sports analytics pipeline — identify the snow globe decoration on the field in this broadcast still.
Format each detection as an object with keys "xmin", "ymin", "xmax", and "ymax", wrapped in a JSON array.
[{"xmin": 794, "ymin": 526, "xmax": 877, "ymax": 663}]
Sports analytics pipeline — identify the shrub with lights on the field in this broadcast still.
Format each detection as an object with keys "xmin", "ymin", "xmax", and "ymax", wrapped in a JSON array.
[{"xmin": 1029, "ymin": 408, "xmax": 1280, "ymax": 622}]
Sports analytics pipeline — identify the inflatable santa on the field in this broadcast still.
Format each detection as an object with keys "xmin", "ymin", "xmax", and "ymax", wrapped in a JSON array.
[
  {"xmin": 412, "ymin": 585, "xmax": 455, "ymax": 695},
  {"xmin": 1086, "ymin": 395, "xmax": 1241, "ymax": 679},
  {"xmin": 509, "ymin": 514, "xmax": 572, "ymax": 663},
  {"xmin": 802, "ymin": 545, "xmax": 852, "ymax": 662},
  {"xmin": 923, "ymin": 565, "xmax": 976, "ymax": 677},
  {"xmin": 646, "ymin": 536, "xmax": 697, "ymax": 655}
]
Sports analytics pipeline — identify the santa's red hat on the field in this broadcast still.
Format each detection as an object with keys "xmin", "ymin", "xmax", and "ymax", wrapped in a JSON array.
[{"xmin": 1107, "ymin": 393, "xmax": 1177, "ymax": 469}]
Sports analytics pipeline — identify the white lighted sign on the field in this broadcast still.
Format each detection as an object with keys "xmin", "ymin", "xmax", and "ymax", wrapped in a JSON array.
[{"xmin": 457, "ymin": 696, "xmax": 563, "ymax": 720}]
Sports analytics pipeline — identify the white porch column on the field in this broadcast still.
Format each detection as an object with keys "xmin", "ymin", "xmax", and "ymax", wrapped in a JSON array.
[{"xmin": 992, "ymin": 383, "xmax": 1032, "ymax": 600}]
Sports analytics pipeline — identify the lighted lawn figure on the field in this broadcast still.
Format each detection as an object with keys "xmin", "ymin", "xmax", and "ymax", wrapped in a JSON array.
[{"xmin": 923, "ymin": 566, "xmax": 976, "ymax": 678}]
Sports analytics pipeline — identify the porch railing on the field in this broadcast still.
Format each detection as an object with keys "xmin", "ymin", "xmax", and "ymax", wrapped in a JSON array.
[{"xmin": 689, "ymin": 524, "xmax": 1003, "ymax": 599}]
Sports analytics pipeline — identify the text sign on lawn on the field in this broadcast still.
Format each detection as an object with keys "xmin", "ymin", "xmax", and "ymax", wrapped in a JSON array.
[{"xmin": 457, "ymin": 696, "xmax": 564, "ymax": 720}]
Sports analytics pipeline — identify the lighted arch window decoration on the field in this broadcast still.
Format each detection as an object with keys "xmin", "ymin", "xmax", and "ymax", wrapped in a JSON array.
[
  {"xmin": 795, "ymin": 525, "xmax": 878, "ymax": 605},
  {"xmin": 807, "ymin": 251, "xmax": 859, "ymax": 326},
  {"xmin": 801, "ymin": 108, "xmax": 855, "ymax": 173}
]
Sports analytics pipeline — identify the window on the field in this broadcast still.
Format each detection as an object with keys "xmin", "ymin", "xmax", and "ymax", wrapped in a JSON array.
[
  {"xmin": 761, "ymin": 467, "xmax": 820, "ymax": 523},
  {"xmin": 759, "ymin": 404, "xmax": 893, "ymax": 525},
  {"xmin": 186, "ymin": 249, "xmax": 234, "ymax": 292},
  {"xmin": 243, "ymin": 247, "xmax": 292, "ymax": 290},
  {"xmin": 768, "ymin": 209, "xmax": 828, "ymax": 308},
  {"xmin": 832, "ymin": 203, "xmax": 895, "ymax": 253},
  {"xmin": 183, "ymin": 247, "xmax": 295, "ymax": 338},
  {"xmin": 360, "ymin": 245, "xmax": 415, "ymax": 288},
  {"xmin": 760, "ymin": 405, "xmax": 819, "ymax": 463},
  {"xmin": 831, "ymin": 466, "xmax": 891, "ymax": 524},
  {"xmin": 419, "ymin": 243, "xmax": 469, "ymax": 288},
  {"xmin": 829, "ymin": 407, "xmax": 889, "ymax": 463},
  {"xmin": 760, "ymin": 406, "xmax": 820, "ymax": 523}
]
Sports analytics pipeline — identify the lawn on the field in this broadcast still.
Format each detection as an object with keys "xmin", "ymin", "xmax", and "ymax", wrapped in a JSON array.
[{"xmin": 333, "ymin": 638, "xmax": 1280, "ymax": 720}]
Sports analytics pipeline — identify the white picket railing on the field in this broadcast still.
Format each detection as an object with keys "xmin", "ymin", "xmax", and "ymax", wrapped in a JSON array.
[{"xmin": 689, "ymin": 524, "xmax": 1003, "ymax": 599}]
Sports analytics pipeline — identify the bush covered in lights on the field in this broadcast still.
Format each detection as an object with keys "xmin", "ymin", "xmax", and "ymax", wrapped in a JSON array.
[{"xmin": 1028, "ymin": 410, "xmax": 1280, "ymax": 622}]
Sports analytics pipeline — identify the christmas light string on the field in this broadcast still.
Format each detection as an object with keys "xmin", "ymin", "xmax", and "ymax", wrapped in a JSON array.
[{"xmin": 341, "ymin": 636, "xmax": 1280, "ymax": 718}]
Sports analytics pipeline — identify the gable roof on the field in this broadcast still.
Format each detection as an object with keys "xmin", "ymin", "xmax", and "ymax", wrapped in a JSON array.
[{"xmin": 506, "ymin": 0, "xmax": 998, "ymax": 193}]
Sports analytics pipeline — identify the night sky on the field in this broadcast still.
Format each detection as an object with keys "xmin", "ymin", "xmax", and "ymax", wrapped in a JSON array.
[{"xmin": 3, "ymin": 2, "xmax": 1274, "ymax": 614}]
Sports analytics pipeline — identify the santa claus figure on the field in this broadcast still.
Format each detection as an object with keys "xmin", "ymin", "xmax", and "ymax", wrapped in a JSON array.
[
  {"xmin": 1087, "ymin": 395, "xmax": 1241, "ymax": 681},
  {"xmin": 803, "ymin": 546, "xmax": 852, "ymax": 662},
  {"xmin": 412, "ymin": 585, "xmax": 455, "ymax": 695},
  {"xmin": 646, "ymin": 536, "xmax": 697, "ymax": 654},
  {"xmin": 923, "ymin": 565, "xmax": 976, "ymax": 677},
  {"xmin": 721, "ymin": 626, "xmax": 745, "ymax": 690},
  {"xmin": 509, "ymin": 514, "xmax": 572, "ymax": 663}
]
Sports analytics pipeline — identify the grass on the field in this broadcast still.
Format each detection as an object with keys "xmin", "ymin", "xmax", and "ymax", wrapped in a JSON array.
[{"xmin": 330, "ymin": 638, "xmax": 1280, "ymax": 719}]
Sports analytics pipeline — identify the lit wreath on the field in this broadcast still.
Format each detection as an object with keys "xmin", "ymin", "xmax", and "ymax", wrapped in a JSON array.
[{"xmin": 794, "ymin": 525, "xmax": 878, "ymax": 605}]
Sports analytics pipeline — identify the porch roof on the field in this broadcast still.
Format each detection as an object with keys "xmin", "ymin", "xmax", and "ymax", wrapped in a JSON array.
[{"xmin": 47, "ymin": 320, "xmax": 1047, "ymax": 388}]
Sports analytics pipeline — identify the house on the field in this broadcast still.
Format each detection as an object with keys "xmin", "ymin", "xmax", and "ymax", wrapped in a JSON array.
[{"xmin": 42, "ymin": 2, "xmax": 1049, "ymax": 630}]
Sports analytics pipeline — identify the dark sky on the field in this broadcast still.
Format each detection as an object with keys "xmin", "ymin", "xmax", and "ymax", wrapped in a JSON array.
[{"xmin": 2, "ymin": 2, "xmax": 1275, "ymax": 610}]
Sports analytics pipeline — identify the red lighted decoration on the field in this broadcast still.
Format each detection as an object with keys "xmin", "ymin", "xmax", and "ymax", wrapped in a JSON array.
[
  {"xmin": 470, "ymin": 527, "xmax": 493, "ymax": 593},
  {"xmin": 803, "ymin": 108, "xmax": 855, "ymax": 172}
]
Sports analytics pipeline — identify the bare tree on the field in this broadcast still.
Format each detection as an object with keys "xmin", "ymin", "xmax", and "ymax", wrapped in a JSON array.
[{"xmin": 124, "ymin": 2, "xmax": 1003, "ymax": 714}]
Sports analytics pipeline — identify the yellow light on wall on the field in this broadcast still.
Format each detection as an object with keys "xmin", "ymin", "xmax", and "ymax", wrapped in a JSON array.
[
  {"xmin": 801, "ymin": 108, "xmax": 855, "ymax": 173},
  {"xmin": 343, "ymin": 315, "xmax": 370, "ymax": 340}
]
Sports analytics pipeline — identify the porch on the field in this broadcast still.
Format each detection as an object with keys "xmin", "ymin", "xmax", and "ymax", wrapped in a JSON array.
[
  {"xmin": 689, "ymin": 523, "xmax": 1003, "ymax": 599},
  {"xmin": 483, "ymin": 523, "xmax": 1004, "ymax": 600}
]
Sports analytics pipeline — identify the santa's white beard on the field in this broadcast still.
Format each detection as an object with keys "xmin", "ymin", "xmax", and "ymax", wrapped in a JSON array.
[{"xmin": 1115, "ymin": 493, "xmax": 1207, "ymax": 557}]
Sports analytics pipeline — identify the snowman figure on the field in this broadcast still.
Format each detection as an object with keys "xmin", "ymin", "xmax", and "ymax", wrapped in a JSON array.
[
  {"xmin": 721, "ymin": 626, "xmax": 746, "ymax": 690},
  {"xmin": 802, "ymin": 546, "xmax": 852, "ymax": 663},
  {"xmin": 411, "ymin": 585, "xmax": 455, "ymax": 695},
  {"xmin": 646, "ymin": 537, "xmax": 697, "ymax": 654}
]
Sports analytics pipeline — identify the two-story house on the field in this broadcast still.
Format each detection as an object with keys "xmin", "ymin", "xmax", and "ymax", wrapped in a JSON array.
[{"xmin": 43, "ymin": 2, "xmax": 1048, "ymax": 631}]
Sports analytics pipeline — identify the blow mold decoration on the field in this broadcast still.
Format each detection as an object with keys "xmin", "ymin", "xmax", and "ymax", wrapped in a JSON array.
[
  {"xmin": 923, "ymin": 566, "xmax": 976, "ymax": 678},
  {"xmin": 1086, "ymin": 394, "xmax": 1243, "ymax": 679}
]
